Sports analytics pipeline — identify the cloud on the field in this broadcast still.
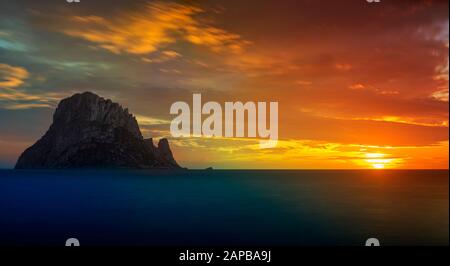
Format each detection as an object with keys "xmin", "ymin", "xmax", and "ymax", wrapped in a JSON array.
[
  {"xmin": 432, "ymin": 59, "xmax": 449, "ymax": 101},
  {"xmin": 57, "ymin": 2, "xmax": 249, "ymax": 56},
  {"xmin": 2, "ymin": 103, "xmax": 52, "ymax": 109},
  {"xmin": 0, "ymin": 31, "xmax": 30, "ymax": 52},
  {"xmin": 135, "ymin": 114, "xmax": 171, "ymax": 125},
  {"xmin": 0, "ymin": 63, "xmax": 64, "ymax": 109},
  {"xmin": 141, "ymin": 50, "xmax": 183, "ymax": 64},
  {"xmin": 0, "ymin": 89, "xmax": 62, "ymax": 110},
  {"xmin": 349, "ymin": 83, "xmax": 365, "ymax": 90},
  {"xmin": 431, "ymin": 89, "xmax": 449, "ymax": 102},
  {"xmin": 0, "ymin": 63, "xmax": 28, "ymax": 88},
  {"xmin": 335, "ymin": 63, "xmax": 352, "ymax": 71}
]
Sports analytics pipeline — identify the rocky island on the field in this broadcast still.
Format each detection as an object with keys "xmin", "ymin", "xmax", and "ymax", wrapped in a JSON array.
[{"xmin": 15, "ymin": 92, "xmax": 181, "ymax": 169}]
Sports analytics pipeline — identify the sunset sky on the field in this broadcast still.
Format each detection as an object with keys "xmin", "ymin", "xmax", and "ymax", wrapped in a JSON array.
[{"xmin": 0, "ymin": 0, "xmax": 448, "ymax": 169}]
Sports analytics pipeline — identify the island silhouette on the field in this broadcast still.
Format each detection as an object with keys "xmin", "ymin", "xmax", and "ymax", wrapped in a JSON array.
[{"xmin": 15, "ymin": 92, "xmax": 181, "ymax": 169}]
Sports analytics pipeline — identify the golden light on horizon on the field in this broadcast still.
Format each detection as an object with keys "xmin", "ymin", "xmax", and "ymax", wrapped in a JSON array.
[
  {"xmin": 365, "ymin": 153, "xmax": 394, "ymax": 169},
  {"xmin": 372, "ymin": 163, "xmax": 386, "ymax": 169}
]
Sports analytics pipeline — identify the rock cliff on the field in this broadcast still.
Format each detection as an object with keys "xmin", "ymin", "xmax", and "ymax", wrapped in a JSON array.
[{"xmin": 15, "ymin": 92, "xmax": 181, "ymax": 169}]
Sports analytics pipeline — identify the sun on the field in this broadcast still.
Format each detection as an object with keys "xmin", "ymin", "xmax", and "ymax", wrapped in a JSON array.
[
  {"xmin": 364, "ymin": 153, "xmax": 391, "ymax": 169},
  {"xmin": 372, "ymin": 163, "xmax": 385, "ymax": 169}
]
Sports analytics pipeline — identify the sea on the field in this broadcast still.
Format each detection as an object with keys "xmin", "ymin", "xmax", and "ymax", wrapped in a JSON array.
[{"xmin": 0, "ymin": 169, "xmax": 448, "ymax": 246}]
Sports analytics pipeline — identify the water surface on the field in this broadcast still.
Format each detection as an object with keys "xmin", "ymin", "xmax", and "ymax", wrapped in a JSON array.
[{"xmin": 0, "ymin": 170, "xmax": 448, "ymax": 246}]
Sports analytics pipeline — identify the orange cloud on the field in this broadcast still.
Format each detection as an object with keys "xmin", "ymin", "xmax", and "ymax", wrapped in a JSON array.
[
  {"xmin": 0, "ymin": 89, "xmax": 62, "ymax": 109},
  {"xmin": 432, "ymin": 89, "xmax": 449, "ymax": 102},
  {"xmin": 135, "ymin": 114, "xmax": 171, "ymax": 125},
  {"xmin": 349, "ymin": 83, "xmax": 365, "ymax": 90},
  {"xmin": 59, "ymin": 2, "xmax": 249, "ymax": 56},
  {"xmin": 335, "ymin": 63, "xmax": 352, "ymax": 71},
  {"xmin": 0, "ymin": 63, "xmax": 63, "ymax": 109},
  {"xmin": 0, "ymin": 63, "xmax": 29, "ymax": 88},
  {"xmin": 141, "ymin": 50, "xmax": 182, "ymax": 63},
  {"xmin": 432, "ymin": 59, "xmax": 449, "ymax": 101}
]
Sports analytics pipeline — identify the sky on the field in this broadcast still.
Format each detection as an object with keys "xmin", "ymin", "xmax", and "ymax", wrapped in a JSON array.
[{"xmin": 0, "ymin": 0, "xmax": 448, "ymax": 169}]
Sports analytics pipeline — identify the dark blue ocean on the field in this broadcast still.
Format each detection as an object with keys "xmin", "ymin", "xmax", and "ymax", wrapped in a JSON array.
[{"xmin": 0, "ymin": 170, "xmax": 448, "ymax": 246}]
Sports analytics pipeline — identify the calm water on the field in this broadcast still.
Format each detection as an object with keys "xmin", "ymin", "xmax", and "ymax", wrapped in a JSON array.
[{"xmin": 0, "ymin": 170, "xmax": 448, "ymax": 246}]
